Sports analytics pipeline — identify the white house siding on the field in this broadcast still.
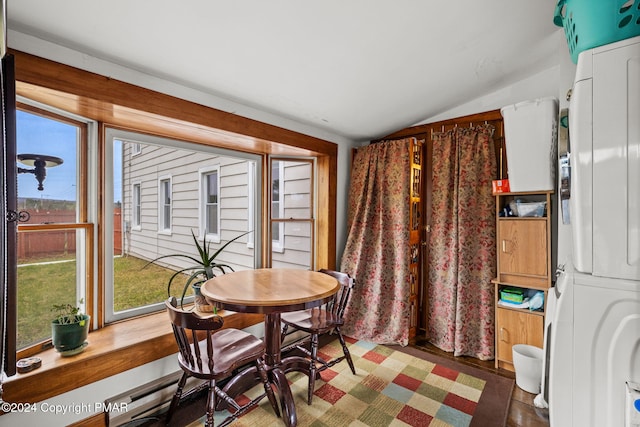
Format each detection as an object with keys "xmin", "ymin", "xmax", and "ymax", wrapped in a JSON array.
[
  {"xmin": 121, "ymin": 141, "xmax": 254, "ymax": 273},
  {"xmin": 121, "ymin": 142, "xmax": 313, "ymax": 273}
]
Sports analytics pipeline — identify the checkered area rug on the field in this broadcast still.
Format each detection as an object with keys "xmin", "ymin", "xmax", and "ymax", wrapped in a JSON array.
[{"xmin": 188, "ymin": 338, "xmax": 504, "ymax": 427}]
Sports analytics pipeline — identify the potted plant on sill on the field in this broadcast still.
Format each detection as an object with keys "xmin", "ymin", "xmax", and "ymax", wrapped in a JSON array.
[
  {"xmin": 51, "ymin": 301, "xmax": 90, "ymax": 356},
  {"xmin": 145, "ymin": 230, "xmax": 251, "ymax": 312}
]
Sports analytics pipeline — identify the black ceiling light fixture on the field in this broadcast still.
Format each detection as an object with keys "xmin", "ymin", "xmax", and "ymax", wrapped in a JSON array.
[{"xmin": 17, "ymin": 154, "xmax": 63, "ymax": 191}]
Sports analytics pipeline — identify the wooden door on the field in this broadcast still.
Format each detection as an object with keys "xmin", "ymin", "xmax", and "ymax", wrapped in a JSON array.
[{"xmin": 496, "ymin": 307, "xmax": 544, "ymax": 370}]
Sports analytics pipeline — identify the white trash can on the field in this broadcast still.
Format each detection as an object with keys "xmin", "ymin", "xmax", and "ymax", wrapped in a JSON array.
[{"xmin": 512, "ymin": 344, "xmax": 543, "ymax": 394}]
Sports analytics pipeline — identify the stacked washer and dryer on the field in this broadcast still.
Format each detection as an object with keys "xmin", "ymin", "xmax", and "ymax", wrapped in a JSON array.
[{"xmin": 548, "ymin": 35, "xmax": 640, "ymax": 427}]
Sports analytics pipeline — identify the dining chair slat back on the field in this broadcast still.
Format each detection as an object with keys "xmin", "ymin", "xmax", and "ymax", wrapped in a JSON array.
[
  {"xmin": 327, "ymin": 270, "xmax": 353, "ymax": 321},
  {"xmin": 165, "ymin": 297, "xmax": 277, "ymax": 427},
  {"xmin": 281, "ymin": 269, "xmax": 357, "ymax": 405}
]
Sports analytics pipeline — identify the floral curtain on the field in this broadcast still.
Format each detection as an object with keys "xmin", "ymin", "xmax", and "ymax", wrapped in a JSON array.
[
  {"xmin": 340, "ymin": 139, "xmax": 412, "ymax": 346},
  {"xmin": 428, "ymin": 125, "xmax": 497, "ymax": 360}
]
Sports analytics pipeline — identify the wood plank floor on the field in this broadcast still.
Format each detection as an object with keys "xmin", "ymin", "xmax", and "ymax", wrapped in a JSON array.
[{"xmin": 412, "ymin": 338, "xmax": 550, "ymax": 427}]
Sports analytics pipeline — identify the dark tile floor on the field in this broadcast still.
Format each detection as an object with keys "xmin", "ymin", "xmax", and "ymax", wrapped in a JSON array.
[{"xmin": 413, "ymin": 338, "xmax": 550, "ymax": 427}]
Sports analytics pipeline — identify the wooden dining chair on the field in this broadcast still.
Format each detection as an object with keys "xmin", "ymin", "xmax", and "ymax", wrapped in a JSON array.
[
  {"xmin": 280, "ymin": 269, "xmax": 356, "ymax": 405},
  {"xmin": 165, "ymin": 297, "xmax": 278, "ymax": 427}
]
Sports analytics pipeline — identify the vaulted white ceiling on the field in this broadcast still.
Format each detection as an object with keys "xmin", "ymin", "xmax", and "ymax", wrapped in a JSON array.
[{"xmin": 7, "ymin": 1, "xmax": 561, "ymax": 142}]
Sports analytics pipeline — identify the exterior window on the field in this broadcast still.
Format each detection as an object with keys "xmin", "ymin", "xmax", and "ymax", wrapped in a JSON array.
[
  {"xmin": 132, "ymin": 183, "xmax": 141, "ymax": 229},
  {"xmin": 201, "ymin": 168, "xmax": 220, "ymax": 239},
  {"xmin": 269, "ymin": 159, "xmax": 315, "ymax": 269},
  {"xmin": 159, "ymin": 177, "xmax": 171, "ymax": 233},
  {"xmin": 271, "ymin": 161, "xmax": 284, "ymax": 251},
  {"xmin": 247, "ymin": 162, "xmax": 256, "ymax": 248}
]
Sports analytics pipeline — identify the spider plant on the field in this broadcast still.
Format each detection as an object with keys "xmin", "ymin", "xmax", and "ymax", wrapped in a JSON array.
[{"xmin": 144, "ymin": 230, "xmax": 251, "ymax": 308}]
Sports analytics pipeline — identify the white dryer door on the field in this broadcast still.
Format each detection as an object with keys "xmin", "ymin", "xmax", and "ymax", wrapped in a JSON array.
[{"xmin": 572, "ymin": 273, "xmax": 640, "ymax": 427}]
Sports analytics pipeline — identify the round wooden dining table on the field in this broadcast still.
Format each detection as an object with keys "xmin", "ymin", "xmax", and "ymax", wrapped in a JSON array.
[{"xmin": 200, "ymin": 268, "xmax": 340, "ymax": 427}]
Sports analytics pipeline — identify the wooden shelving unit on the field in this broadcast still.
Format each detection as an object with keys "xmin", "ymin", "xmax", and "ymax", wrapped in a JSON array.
[{"xmin": 494, "ymin": 190, "xmax": 553, "ymax": 371}]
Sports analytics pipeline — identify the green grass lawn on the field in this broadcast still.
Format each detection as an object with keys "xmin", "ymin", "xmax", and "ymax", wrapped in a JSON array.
[{"xmin": 17, "ymin": 255, "xmax": 188, "ymax": 349}]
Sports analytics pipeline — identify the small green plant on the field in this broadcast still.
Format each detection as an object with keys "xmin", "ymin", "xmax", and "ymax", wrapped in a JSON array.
[
  {"xmin": 52, "ymin": 300, "xmax": 85, "ymax": 325},
  {"xmin": 144, "ymin": 230, "xmax": 251, "ymax": 308}
]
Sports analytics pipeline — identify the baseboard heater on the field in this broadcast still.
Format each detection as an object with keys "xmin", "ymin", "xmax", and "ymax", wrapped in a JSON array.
[{"xmin": 105, "ymin": 371, "xmax": 204, "ymax": 426}]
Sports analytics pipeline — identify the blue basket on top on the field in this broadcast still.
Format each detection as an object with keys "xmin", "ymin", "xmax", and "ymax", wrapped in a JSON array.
[{"xmin": 554, "ymin": 0, "xmax": 640, "ymax": 63}]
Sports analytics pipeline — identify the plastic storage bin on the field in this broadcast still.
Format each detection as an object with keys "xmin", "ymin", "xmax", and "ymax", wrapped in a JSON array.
[
  {"xmin": 512, "ymin": 344, "xmax": 544, "ymax": 394},
  {"xmin": 516, "ymin": 201, "xmax": 546, "ymax": 217},
  {"xmin": 501, "ymin": 97, "xmax": 558, "ymax": 192},
  {"xmin": 554, "ymin": 0, "xmax": 640, "ymax": 63}
]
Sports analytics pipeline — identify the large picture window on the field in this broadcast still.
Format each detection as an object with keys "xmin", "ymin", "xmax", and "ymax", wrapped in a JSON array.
[
  {"xmin": 105, "ymin": 129, "xmax": 263, "ymax": 322},
  {"xmin": 14, "ymin": 106, "xmax": 321, "ymax": 347}
]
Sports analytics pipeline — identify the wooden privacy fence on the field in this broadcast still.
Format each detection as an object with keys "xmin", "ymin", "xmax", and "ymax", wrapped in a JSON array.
[{"xmin": 17, "ymin": 208, "xmax": 122, "ymax": 260}]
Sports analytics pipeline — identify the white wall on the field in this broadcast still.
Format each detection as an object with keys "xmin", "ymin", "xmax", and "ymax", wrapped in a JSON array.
[
  {"xmin": 416, "ymin": 31, "xmax": 566, "ymax": 126},
  {"xmin": 335, "ymin": 141, "xmax": 353, "ymax": 265}
]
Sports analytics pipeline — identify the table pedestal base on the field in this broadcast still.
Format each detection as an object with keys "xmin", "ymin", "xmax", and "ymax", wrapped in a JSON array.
[
  {"xmin": 221, "ymin": 355, "xmax": 316, "ymax": 427},
  {"xmin": 219, "ymin": 313, "xmax": 320, "ymax": 427}
]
